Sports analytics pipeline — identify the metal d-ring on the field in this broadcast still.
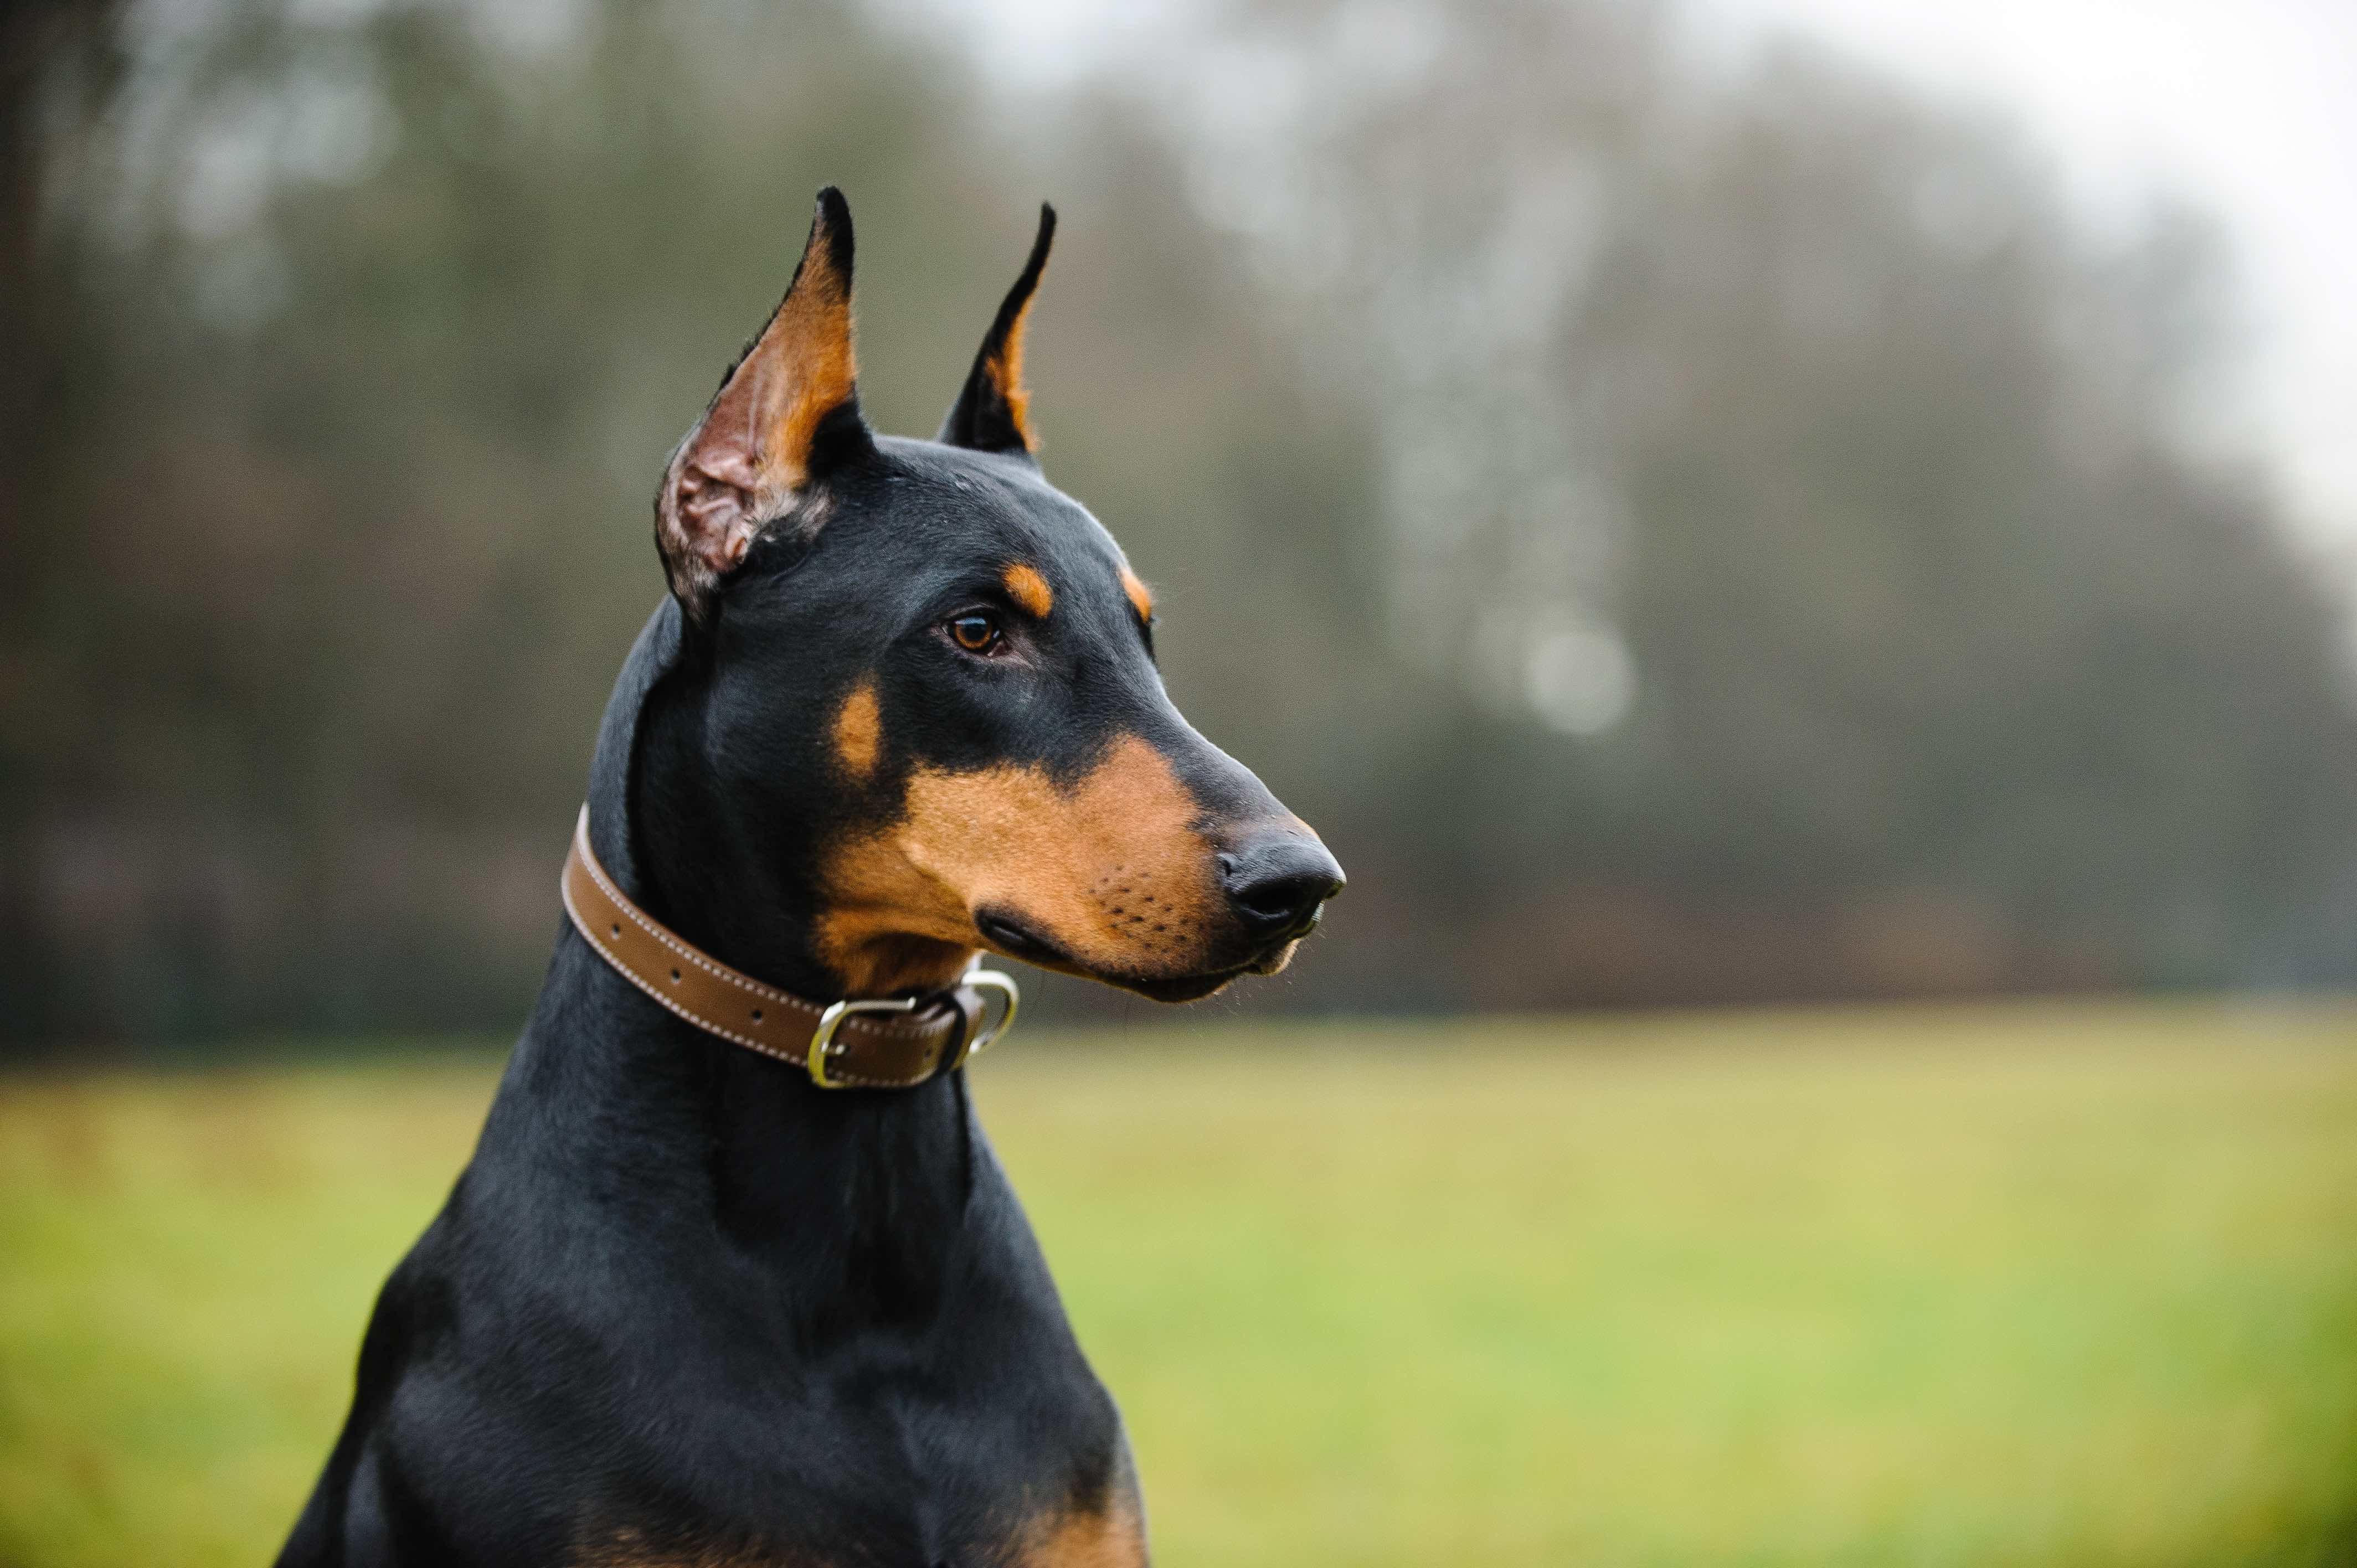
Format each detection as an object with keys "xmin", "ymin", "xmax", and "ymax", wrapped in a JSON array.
[
  {"xmin": 806, "ymin": 995, "xmax": 920, "ymax": 1089},
  {"xmin": 959, "ymin": 966, "xmax": 1021, "ymax": 1060}
]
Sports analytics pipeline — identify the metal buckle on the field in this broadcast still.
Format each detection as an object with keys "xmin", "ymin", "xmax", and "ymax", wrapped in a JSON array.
[
  {"xmin": 806, "ymin": 996, "xmax": 919, "ymax": 1089},
  {"xmin": 805, "ymin": 966, "xmax": 1022, "ymax": 1089}
]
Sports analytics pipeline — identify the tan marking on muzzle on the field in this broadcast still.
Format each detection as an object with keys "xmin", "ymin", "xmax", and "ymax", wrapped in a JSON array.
[
  {"xmin": 1002, "ymin": 562, "xmax": 1054, "ymax": 619},
  {"xmin": 832, "ymin": 678, "xmax": 880, "ymax": 781},
  {"xmin": 817, "ymin": 735, "xmax": 1223, "ymax": 993}
]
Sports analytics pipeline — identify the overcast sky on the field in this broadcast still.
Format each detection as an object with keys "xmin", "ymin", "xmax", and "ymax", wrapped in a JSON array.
[
  {"xmin": 1692, "ymin": 0, "xmax": 2357, "ymax": 564},
  {"xmin": 926, "ymin": 0, "xmax": 2357, "ymax": 570}
]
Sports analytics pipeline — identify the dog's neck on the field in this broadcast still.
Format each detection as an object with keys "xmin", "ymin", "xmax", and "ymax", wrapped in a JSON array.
[
  {"xmin": 630, "ymin": 697, "xmax": 846, "ymax": 1008},
  {"xmin": 594, "ymin": 600, "xmax": 974, "ymax": 1004},
  {"xmin": 542, "ymin": 600, "xmax": 979, "ymax": 1309},
  {"xmin": 596, "ymin": 599, "xmax": 847, "ymax": 1004}
]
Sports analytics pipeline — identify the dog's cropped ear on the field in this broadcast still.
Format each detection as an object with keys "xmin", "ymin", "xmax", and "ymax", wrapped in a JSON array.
[
  {"xmin": 939, "ymin": 204, "xmax": 1055, "ymax": 458},
  {"xmin": 658, "ymin": 187, "xmax": 870, "ymax": 618}
]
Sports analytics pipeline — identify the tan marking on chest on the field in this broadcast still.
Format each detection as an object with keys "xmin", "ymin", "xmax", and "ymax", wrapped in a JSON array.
[
  {"xmin": 574, "ymin": 1506, "xmax": 1143, "ymax": 1568},
  {"xmin": 573, "ymin": 1552, "xmax": 791, "ymax": 1567},
  {"xmin": 573, "ymin": 1523, "xmax": 812, "ymax": 1566},
  {"xmin": 1012, "ymin": 1498, "xmax": 1149, "ymax": 1567}
]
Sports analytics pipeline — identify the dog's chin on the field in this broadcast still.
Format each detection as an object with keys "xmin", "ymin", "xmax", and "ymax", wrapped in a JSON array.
[
  {"xmin": 1005, "ymin": 955, "xmax": 1251, "ymax": 1005},
  {"xmin": 1246, "ymin": 938, "xmax": 1301, "ymax": 977},
  {"xmin": 1123, "ymin": 967, "xmax": 1248, "ymax": 1004},
  {"xmin": 1121, "ymin": 936, "xmax": 1299, "ymax": 1001},
  {"xmin": 971, "ymin": 909, "xmax": 1299, "ymax": 1005}
]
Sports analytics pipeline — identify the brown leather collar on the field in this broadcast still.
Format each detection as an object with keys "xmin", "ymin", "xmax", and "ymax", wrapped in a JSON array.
[{"xmin": 559, "ymin": 808, "xmax": 1015, "ymax": 1089}]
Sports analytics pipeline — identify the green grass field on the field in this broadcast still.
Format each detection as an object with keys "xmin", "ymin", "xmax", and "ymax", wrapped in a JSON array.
[{"xmin": 3, "ymin": 1002, "xmax": 2355, "ymax": 1567}]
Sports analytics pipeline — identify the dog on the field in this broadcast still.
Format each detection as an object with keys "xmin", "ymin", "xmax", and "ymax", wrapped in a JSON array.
[{"xmin": 276, "ymin": 189, "xmax": 1344, "ymax": 1568}]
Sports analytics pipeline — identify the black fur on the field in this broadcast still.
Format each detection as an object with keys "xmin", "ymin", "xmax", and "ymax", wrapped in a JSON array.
[{"xmin": 278, "ymin": 208, "xmax": 1341, "ymax": 1567}]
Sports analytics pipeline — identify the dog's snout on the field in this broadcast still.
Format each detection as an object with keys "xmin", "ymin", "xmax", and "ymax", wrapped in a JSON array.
[{"xmin": 1219, "ymin": 835, "xmax": 1345, "ymax": 940}]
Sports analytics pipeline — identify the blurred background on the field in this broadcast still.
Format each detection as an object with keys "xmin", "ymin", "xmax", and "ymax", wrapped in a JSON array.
[
  {"xmin": 3, "ymin": 1, "xmax": 2355, "ymax": 1564},
  {"xmin": 8, "ymin": 0, "xmax": 2357, "ymax": 1043}
]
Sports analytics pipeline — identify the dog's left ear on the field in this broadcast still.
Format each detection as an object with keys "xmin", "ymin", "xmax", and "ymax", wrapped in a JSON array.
[
  {"xmin": 939, "ymin": 204, "xmax": 1055, "ymax": 458},
  {"xmin": 658, "ymin": 187, "xmax": 871, "ymax": 618}
]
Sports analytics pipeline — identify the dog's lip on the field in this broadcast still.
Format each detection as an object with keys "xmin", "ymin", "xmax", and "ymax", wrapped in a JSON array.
[{"xmin": 975, "ymin": 909, "xmax": 1064, "ymax": 964}]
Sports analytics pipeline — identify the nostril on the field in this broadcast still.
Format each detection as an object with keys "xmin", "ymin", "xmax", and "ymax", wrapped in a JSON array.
[
  {"xmin": 1233, "ymin": 873, "xmax": 1330, "ymax": 925},
  {"xmin": 1221, "ymin": 837, "xmax": 1346, "ymax": 937}
]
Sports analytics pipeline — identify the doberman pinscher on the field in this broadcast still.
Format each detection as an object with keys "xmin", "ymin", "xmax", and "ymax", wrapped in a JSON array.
[{"xmin": 276, "ymin": 189, "xmax": 1344, "ymax": 1567}]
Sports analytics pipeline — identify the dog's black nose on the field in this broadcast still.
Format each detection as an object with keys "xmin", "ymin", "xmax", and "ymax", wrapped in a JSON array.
[{"xmin": 1220, "ymin": 835, "xmax": 1345, "ymax": 941}]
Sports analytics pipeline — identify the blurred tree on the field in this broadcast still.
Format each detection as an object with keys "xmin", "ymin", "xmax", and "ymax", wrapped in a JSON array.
[
  {"xmin": 2, "ymin": 0, "xmax": 128, "ymax": 1042},
  {"xmin": 1168, "ymin": 0, "xmax": 2357, "ymax": 1004}
]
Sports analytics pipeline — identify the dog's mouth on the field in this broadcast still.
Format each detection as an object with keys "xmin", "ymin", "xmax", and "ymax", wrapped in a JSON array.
[
  {"xmin": 974, "ymin": 908, "xmax": 1298, "ymax": 1004},
  {"xmin": 975, "ymin": 909, "xmax": 1063, "ymax": 966}
]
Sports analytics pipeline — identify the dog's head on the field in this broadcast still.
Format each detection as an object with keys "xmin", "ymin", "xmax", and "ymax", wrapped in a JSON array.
[{"xmin": 651, "ymin": 189, "xmax": 1342, "ymax": 1002}]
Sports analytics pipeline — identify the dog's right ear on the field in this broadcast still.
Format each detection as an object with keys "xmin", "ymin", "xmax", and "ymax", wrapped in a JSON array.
[{"xmin": 657, "ymin": 187, "xmax": 870, "ymax": 619}]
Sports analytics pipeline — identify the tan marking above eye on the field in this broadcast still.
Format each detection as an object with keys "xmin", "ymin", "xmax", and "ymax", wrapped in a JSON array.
[
  {"xmin": 1002, "ymin": 562, "xmax": 1054, "ymax": 618},
  {"xmin": 816, "ymin": 735, "xmax": 1219, "ymax": 994},
  {"xmin": 1119, "ymin": 567, "xmax": 1153, "ymax": 626},
  {"xmin": 832, "ymin": 678, "xmax": 880, "ymax": 781}
]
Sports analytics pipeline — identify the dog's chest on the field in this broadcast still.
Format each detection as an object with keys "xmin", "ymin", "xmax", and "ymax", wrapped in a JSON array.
[
  {"xmin": 572, "ymin": 1490, "xmax": 1146, "ymax": 1567},
  {"xmin": 559, "ymin": 1369, "xmax": 1147, "ymax": 1568}
]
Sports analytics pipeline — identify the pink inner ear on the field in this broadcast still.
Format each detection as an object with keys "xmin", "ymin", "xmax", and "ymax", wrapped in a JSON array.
[
  {"xmin": 673, "ymin": 453, "xmax": 759, "ymax": 571},
  {"xmin": 691, "ymin": 440, "xmax": 761, "ymax": 495}
]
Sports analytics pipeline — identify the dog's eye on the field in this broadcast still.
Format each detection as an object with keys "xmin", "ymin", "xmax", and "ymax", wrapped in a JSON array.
[{"xmin": 948, "ymin": 613, "xmax": 1002, "ymax": 654}]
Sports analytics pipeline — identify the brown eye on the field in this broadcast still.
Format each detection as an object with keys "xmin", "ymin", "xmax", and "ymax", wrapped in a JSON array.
[{"xmin": 949, "ymin": 613, "xmax": 1002, "ymax": 654}]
